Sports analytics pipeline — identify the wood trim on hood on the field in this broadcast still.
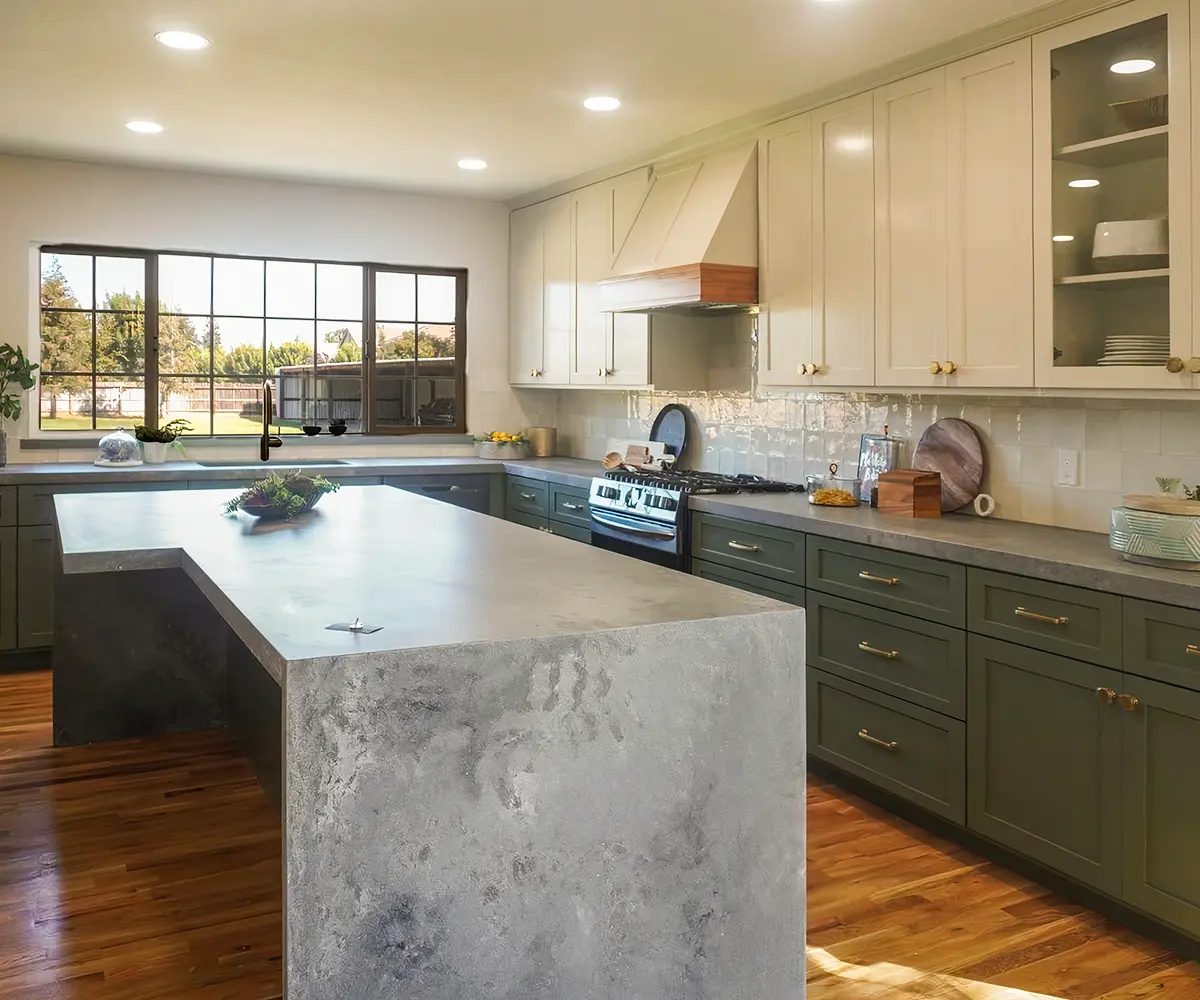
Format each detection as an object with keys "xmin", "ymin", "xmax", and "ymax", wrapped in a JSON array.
[{"xmin": 598, "ymin": 263, "xmax": 758, "ymax": 312}]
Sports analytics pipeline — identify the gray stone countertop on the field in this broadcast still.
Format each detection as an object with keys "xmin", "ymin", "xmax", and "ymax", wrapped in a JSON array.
[
  {"xmin": 692, "ymin": 493, "xmax": 1200, "ymax": 610},
  {"xmin": 502, "ymin": 456, "xmax": 600, "ymax": 488},
  {"xmin": 55, "ymin": 485, "xmax": 785, "ymax": 678}
]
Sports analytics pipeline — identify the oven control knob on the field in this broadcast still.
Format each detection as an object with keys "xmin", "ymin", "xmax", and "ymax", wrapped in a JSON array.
[
  {"xmin": 646, "ymin": 494, "xmax": 677, "ymax": 511},
  {"xmin": 597, "ymin": 485, "xmax": 620, "ymax": 500}
]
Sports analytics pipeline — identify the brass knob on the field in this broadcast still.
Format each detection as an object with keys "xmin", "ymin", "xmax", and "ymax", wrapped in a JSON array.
[
  {"xmin": 598, "ymin": 367, "xmax": 605, "ymax": 378},
  {"xmin": 942, "ymin": 361, "xmax": 958, "ymax": 375},
  {"xmin": 604, "ymin": 368, "xmax": 614, "ymax": 377},
  {"xmin": 1167, "ymin": 357, "xmax": 1185, "ymax": 373},
  {"xmin": 929, "ymin": 361, "xmax": 943, "ymax": 375},
  {"xmin": 1118, "ymin": 693, "xmax": 1141, "ymax": 712},
  {"xmin": 1096, "ymin": 687, "xmax": 1118, "ymax": 706},
  {"xmin": 530, "ymin": 368, "xmax": 537, "ymax": 378},
  {"xmin": 809, "ymin": 362, "xmax": 821, "ymax": 376},
  {"xmin": 1189, "ymin": 357, "xmax": 1200, "ymax": 374},
  {"xmin": 796, "ymin": 363, "xmax": 807, "ymax": 376}
]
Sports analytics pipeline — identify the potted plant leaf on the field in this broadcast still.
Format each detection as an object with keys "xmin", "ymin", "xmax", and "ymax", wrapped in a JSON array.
[
  {"xmin": 224, "ymin": 469, "xmax": 341, "ymax": 520},
  {"xmin": 0, "ymin": 345, "xmax": 39, "ymax": 467},
  {"xmin": 134, "ymin": 418, "xmax": 192, "ymax": 464}
]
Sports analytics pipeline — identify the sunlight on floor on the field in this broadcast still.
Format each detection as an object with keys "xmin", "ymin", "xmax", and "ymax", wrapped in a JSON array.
[{"xmin": 807, "ymin": 946, "xmax": 1064, "ymax": 1000}]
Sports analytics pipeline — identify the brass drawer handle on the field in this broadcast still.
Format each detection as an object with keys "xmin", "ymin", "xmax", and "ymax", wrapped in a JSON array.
[
  {"xmin": 448, "ymin": 485, "xmax": 478, "ymax": 493},
  {"xmin": 1015, "ymin": 607, "xmax": 1068, "ymax": 626},
  {"xmin": 561, "ymin": 502, "xmax": 584, "ymax": 511},
  {"xmin": 1118, "ymin": 692, "xmax": 1141, "ymax": 712},
  {"xmin": 857, "ymin": 729, "xmax": 899, "ymax": 751},
  {"xmin": 728, "ymin": 541, "xmax": 763, "ymax": 553},
  {"xmin": 859, "ymin": 571, "xmax": 900, "ymax": 586},
  {"xmin": 1097, "ymin": 687, "xmax": 1118, "ymax": 705},
  {"xmin": 858, "ymin": 641, "xmax": 900, "ymax": 660},
  {"xmin": 1187, "ymin": 645, "xmax": 1200, "ymax": 657},
  {"xmin": 519, "ymin": 492, "xmax": 538, "ymax": 501}
]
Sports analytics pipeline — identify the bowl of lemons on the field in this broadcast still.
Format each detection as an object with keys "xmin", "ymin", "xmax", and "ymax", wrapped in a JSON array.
[{"xmin": 476, "ymin": 431, "xmax": 532, "ymax": 460}]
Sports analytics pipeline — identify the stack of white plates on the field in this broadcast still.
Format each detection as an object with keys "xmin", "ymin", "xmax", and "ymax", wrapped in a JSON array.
[{"xmin": 1096, "ymin": 333, "xmax": 1170, "ymax": 366}]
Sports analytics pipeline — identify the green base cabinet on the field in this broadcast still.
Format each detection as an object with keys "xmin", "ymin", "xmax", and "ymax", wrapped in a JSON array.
[
  {"xmin": 0, "ymin": 526, "xmax": 16, "ymax": 651},
  {"xmin": 18, "ymin": 525, "xmax": 56, "ymax": 649},
  {"xmin": 967, "ymin": 635, "xmax": 1123, "ymax": 896},
  {"xmin": 692, "ymin": 560, "xmax": 804, "ymax": 605},
  {"xmin": 1122, "ymin": 675, "xmax": 1200, "ymax": 937}
]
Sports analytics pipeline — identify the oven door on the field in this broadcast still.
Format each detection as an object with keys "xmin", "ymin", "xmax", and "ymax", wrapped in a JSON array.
[{"xmin": 589, "ymin": 507, "xmax": 685, "ymax": 571}]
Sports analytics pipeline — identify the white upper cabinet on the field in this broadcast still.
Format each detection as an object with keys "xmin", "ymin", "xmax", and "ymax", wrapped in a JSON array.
[
  {"xmin": 946, "ymin": 40, "xmax": 1035, "ymax": 388},
  {"xmin": 874, "ymin": 69, "xmax": 950, "ymax": 387},
  {"xmin": 757, "ymin": 95, "xmax": 874, "ymax": 388},
  {"xmin": 508, "ymin": 202, "xmax": 545, "ymax": 385},
  {"xmin": 1034, "ymin": 0, "xmax": 1191, "ymax": 389},
  {"xmin": 541, "ymin": 194, "xmax": 574, "ymax": 385}
]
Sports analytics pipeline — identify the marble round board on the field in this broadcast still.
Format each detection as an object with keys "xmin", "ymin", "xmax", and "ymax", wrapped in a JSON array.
[{"xmin": 912, "ymin": 417, "xmax": 984, "ymax": 512}]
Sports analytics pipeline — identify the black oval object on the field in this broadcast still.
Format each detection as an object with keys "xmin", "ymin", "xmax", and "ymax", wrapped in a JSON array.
[{"xmin": 649, "ymin": 403, "xmax": 691, "ymax": 463}]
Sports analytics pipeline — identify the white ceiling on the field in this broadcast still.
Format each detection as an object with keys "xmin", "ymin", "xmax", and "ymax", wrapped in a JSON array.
[{"xmin": 2, "ymin": 0, "xmax": 1064, "ymax": 200}]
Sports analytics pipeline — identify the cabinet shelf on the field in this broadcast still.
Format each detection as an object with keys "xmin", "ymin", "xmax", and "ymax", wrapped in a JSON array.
[
  {"xmin": 1054, "ymin": 126, "xmax": 1168, "ymax": 168},
  {"xmin": 1054, "ymin": 268, "xmax": 1169, "ymax": 288}
]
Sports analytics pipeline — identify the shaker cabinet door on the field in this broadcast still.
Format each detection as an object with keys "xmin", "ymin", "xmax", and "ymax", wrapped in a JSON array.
[
  {"xmin": 18, "ymin": 525, "xmax": 56, "ymax": 649},
  {"xmin": 571, "ymin": 182, "xmax": 613, "ymax": 386},
  {"xmin": 508, "ymin": 202, "xmax": 545, "ymax": 385},
  {"xmin": 540, "ymin": 193, "xmax": 574, "ymax": 385}
]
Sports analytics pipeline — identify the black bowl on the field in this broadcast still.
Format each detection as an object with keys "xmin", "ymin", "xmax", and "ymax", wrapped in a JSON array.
[
  {"xmin": 301, "ymin": 425, "xmax": 322, "ymax": 436},
  {"xmin": 328, "ymin": 424, "xmax": 347, "ymax": 436}
]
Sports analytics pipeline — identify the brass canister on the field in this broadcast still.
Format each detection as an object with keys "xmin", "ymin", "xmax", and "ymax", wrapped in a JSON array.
[{"xmin": 526, "ymin": 427, "xmax": 557, "ymax": 458}]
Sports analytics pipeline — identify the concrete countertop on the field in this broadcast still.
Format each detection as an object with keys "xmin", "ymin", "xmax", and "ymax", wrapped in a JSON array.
[
  {"xmin": 692, "ymin": 492, "xmax": 1200, "ymax": 610},
  {"xmin": 55, "ymin": 485, "xmax": 781, "ymax": 678}
]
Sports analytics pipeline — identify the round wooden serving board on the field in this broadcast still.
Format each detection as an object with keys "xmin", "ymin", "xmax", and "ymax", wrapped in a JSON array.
[
  {"xmin": 1121, "ymin": 494, "xmax": 1200, "ymax": 516},
  {"xmin": 913, "ymin": 417, "xmax": 984, "ymax": 512}
]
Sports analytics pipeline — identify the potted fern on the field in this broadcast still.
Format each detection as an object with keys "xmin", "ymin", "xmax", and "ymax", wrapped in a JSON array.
[
  {"xmin": 0, "ymin": 345, "xmax": 39, "ymax": 467},
  {"xmin": 134, "ymin": 418, "xmax": 192, "ymax": 465}
]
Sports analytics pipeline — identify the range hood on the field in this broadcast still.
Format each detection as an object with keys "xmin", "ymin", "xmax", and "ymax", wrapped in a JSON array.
[{"xmin": 599, "ymin": 144, "xmax": 758, "ymax": 314}]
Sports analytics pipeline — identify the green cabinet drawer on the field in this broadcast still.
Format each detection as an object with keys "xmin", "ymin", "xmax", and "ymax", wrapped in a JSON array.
[
  {"xmin": 1123, "ymin": 599, "xmax": 1200, "ymax": 692},
  {"xmin": 692, "ymin": 560, "xmax": 805, "ymax": 606},
  {"xmin": 806, "ymin": 536, "xmax": 965, "ymax": 627},
  {"xmin": 808, "ymin": 592, "xmax": 966, "ymax": 719},
  {"xmin": 549, "ymin": 485, "xmax": 591, "ymax": 528},
  {"xmin": 967, "ymin": 636, "xmax": 1122, "ymax": 895},
  {"xmin": 1122, "ymin": 675, "xmax": 1200, "ymax": 937},
  {"xmin": 20, "ymin": 481, "xmax": 184, "ymax": 526},
  {"xmin": 0, "ymin": 486, "xmax": 16, "ymax": 527},
  {"xmin": 17, "ymin": 525, "xmax": 56, "ymax": 649},
  {"xmin": 808, "ymin": 668, "xmax": 965, "ymax": 823},
  {"xmin": 690, "ymin": 513, "xmax": 804, "ymax": 586},
  {"xmin": 547, "ymin": 520, "xmax": 591, "ymax": 544},
  {"xmin": 508, "ymin": 509, "xmax": 550, "ymax": 533},
  {"xmin": 968, "ymin": 569, "xmax": 1121, "ymax": 668},
  {"xmin": 507, "ymin": 477, "xmax": 550, "ymax": 518},
  {"xmin": 385, "ymin": 475, "xmax": 490, "ymax": 513}
]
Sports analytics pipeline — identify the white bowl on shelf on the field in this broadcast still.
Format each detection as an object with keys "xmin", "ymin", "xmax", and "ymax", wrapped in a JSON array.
[{"xmin": 1092, "ymin": 219, "xmax": 1169, "ymax": 272}]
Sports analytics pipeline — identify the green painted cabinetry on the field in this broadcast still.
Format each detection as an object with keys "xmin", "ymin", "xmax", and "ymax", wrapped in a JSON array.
[
  {"xmin": 18, "ymin": 525, "xmax": 56, "ymax": 650},
  {"xmin": 691, "ymin": 513, "xmax": 805, "ymax": 586},
  {"xmin": 967, "ymin": 635, "xmax": 1123, "ymax": 895},
  {"xmin": 0, "ymin": 526, "xmax": 16, "ymax": 651},
  {"xmin": 384, "ymin": 474, "xmax": 493, "ymax": 514},
  {"xmin": 691, "ymin": 560, "xmax": 805, "ymax": 605},
  {"xmin": 507, "ymin": 477, "xmax": 591, "ymax": 544}
]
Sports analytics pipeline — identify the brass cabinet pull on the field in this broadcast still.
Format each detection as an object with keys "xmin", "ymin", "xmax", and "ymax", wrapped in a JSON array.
[
  {"xmin": 561, "ymin": 502, "xmax": 584, "ymax": 511},
  {"xmin": 1167, "ymin": 356, "xmax": 1186, "ymax": 373},
  {"xmin": 1096, "ymin": 687, "xmax": 1118, "ymax": 705},
  {"xmin": 1118, "ymin": 693, "xmax": 1141, "ymax": 712},
  {"xmin": 1015, "ymin": 607, "xmax": 1068, "ymax": 626},
  {"xmin": 597, "ymin": 367, "xmax": 605, "ymax": 378},
  {"xmin": 941, "ymin": 361, "xmax": 958, "ymax": 375},
  {"xmin": 859, "ymin": 571, "xmax": 900, "ymax": 586},
  {"xmin": 1190, "ymin": 358, "xmax": 1200, "ymax": 375},
  {"xmin": 1187, "ymin": 645, "xmax": 1200, "ymax": 657},
  {"xmin": 728, "ymin": 540, "xmax": 763, "ymax": 553},
  {"xmin": 857, "ymin": 729, "xmax": 899, "ymax": 751},
  {"xmin": 448, "ymin": 485, "xmax": 478, "ymax": 493},
  {"xmin": 929, "ymin": 361, "xmax": 944, "ymax": 375},
  {"xmin": 519, "ymin": 492, "xmax": 538, "ymax": 501},
  {"xmin": 858, "ymin": 641, "xmax": 900, "ymax": 660}
]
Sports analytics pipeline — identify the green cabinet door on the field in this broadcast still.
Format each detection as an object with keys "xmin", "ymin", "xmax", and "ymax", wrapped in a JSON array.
[
  {"xmin": 0, "ymin": 527, "xmax": 16, "ymax": 651},
  {"xmin": 18, "ymin": 525, "xmax": 56, "ymax": 649},
  {"xmin": 1122, "ymin": 675, "xmax": 1200, "ymax": 936},
  {"xmin": 967, "ymin": 636, "xmax": 1123, "ymax": 895}
]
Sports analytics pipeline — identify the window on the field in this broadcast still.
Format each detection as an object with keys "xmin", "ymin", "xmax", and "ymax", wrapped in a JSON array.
[{"xmin": 38, "ymin": 246, "xmax": 467, "ymax": 435}]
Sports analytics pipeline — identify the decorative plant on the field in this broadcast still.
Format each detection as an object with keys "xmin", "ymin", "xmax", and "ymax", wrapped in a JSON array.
[
  {"xmin": 134, "ymin": 418, "xmax": 192, "ymax": 443},
  {"xmin": 223, "ymin": 469, "xmax": 341, "ymax": 520},
  {"xmin": 0, "ymin": 345, "xmax": 39, "ymax": 422},
  {"xmin": 475, "ymin": 431, "xmax": 526, "ymax": 445}
]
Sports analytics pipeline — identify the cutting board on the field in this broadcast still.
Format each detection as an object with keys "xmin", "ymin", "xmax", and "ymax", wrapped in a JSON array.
[{"xmin": 912, "ymin": 418, "xmax": 984, "ymax": 512}]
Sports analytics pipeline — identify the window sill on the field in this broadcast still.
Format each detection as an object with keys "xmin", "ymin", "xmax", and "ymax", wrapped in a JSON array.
[{"xmin": 20, "ymin": 433, "xmax": 474, "ymax": 451}]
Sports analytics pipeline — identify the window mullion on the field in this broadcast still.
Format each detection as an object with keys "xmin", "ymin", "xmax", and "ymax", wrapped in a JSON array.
[{"xmin": 145, "ymin": 252, "xmax": 159, "ymax": 429}]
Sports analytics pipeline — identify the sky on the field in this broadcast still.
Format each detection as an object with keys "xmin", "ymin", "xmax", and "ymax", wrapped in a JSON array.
[{"xmin": 43, "ymin": 252, "xmax": 458, "ymax": 357}]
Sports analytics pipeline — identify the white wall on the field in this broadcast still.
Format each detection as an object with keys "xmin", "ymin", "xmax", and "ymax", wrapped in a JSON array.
[{"xmin": 0, "ymin": 154, "xmax": 555, "ymax": 459}]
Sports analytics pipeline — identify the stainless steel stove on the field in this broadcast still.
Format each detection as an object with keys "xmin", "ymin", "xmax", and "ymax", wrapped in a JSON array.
[{"xmin": 589, "ymin": 469, "xmax": 803, "ymax": 570}]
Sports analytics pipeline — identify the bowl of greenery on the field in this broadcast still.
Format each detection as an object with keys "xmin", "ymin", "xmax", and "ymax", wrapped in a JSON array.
[
  {"xmin": 134, "ymin": 419, "xmax": 192, "ymax": 464},
  {"xmin": 223, "ymin": 469, "xmax": 341, "ymax": 520}
]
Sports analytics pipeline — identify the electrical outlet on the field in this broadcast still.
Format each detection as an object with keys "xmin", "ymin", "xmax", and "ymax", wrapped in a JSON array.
[{"xmin": 1057, "ymin": 449, "xmax": 1079, "ymax": 487}]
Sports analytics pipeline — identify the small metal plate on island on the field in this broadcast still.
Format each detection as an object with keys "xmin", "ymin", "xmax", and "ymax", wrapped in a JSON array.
[{"xmin": 326, "ymin": 618, "xmax": 384, "ymax": 634}]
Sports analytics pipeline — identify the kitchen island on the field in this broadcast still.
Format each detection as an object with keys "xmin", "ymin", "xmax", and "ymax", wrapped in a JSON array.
[{"xmin": 53, "ymin": 486, "xmax": 806, "ymax": 1000}]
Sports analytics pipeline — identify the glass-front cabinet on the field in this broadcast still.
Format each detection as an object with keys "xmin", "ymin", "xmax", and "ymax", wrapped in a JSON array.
[{"xmin": 1033, "ymin": 0, "xmax": 1191, "ymax": 388}]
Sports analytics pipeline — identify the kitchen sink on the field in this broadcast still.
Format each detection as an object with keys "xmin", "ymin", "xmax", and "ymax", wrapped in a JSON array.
[{"xmin": 195, "ymin": 459, "xmax": 351, "ymax": 468}]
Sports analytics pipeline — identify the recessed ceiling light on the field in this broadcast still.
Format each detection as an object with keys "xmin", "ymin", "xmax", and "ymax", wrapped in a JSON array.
[
  {"xmin": 583, "ymin": 96, "xmax": 621, "ymax": 112},
  {"xmin": 1052, "ymin": 234, "xmax": 1075, "ymax": 242},
  {"xmin": 1068, "ymin": 178, "xmax": 1100, "ymax": 188},
  {"xmin": 125, "ymin": 120, "xmax": 164, "ymax": 134},
  {"xmin": 1111, "ymin": 58, "xmax": 1156, "ymax": 74},
  {"xmin": 155, "ymin": 30, "xmax": 210, "ymax": 50},
  {"xmin": 457, "ymin": 158, "xmax": 487, "ymax": 171}
]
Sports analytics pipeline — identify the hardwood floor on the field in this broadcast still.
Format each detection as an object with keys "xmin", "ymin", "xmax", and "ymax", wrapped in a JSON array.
[{"xmin": 1, "ymin": 669, "xmax": 1198, "ymax": 999}]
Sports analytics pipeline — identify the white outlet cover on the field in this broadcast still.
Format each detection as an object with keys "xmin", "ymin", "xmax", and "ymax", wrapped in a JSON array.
[{"xmin": 1057, "ymin": 449, "xmax": 1080, "ymax": 487}]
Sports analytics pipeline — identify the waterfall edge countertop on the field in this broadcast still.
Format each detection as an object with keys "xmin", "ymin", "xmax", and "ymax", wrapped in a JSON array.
[{"xmin": 54, "ymin": 484, "xmax": 789, "ymax": 679}]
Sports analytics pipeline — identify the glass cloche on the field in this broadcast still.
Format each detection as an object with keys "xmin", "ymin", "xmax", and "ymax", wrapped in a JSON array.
[{"xmin": 94, "ymin": 427, "xmax": 142, "ymax": 467}]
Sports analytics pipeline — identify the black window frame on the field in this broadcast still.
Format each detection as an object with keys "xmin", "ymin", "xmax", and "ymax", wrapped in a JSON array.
[{"xmin": 37, "ymin": 244, "xmax": 468, "ymax": 436}]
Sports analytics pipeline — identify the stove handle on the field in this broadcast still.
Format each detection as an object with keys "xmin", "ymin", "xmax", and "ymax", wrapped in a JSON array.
[{"xmin": 589, "ymin": 509, "xmax": 677, "ymax": 540}]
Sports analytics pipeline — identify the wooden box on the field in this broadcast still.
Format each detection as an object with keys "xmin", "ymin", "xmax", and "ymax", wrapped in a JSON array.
[{"xmin": 878, "ymin": 470, "xmax": 942, "ymax": 519}]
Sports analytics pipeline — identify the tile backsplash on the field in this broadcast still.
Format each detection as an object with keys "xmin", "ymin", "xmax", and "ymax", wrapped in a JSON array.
[{"xmin": 556, "ymin": 389, "xmax": 1200, "ymax": 534}]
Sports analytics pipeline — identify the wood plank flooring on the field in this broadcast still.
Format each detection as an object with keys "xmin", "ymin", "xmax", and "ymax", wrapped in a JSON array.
[{"xmin": 1, "ymin": 668, "xmax": 1198, "ymax": 998}]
